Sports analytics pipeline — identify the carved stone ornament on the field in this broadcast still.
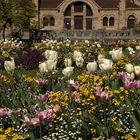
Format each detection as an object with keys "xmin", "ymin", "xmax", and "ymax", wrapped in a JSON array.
[{"xmin": 133, "ymin": 0, "xmax": 140, "ymax": 6}]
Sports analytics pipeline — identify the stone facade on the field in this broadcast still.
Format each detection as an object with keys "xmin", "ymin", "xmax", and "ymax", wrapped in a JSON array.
[{"xmin": 32, "ymin": 0, "xmax": 140, "ymax": 31}]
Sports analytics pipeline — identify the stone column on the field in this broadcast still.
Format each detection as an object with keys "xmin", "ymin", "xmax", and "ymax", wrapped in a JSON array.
[
  {"xmin": 71, "ymin": 4, "xmax": 74, "ymax": 30},
  {"xmin": 118, "ymin": 0, "xmax": 126, "ymax": 29},
  {"xmin": 83, "ymin": 4, "xmax": 86, "ymax": 31}
]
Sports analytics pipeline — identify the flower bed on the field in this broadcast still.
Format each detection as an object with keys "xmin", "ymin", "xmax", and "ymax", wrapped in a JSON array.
[{"xmin": 0, "ymin": 39, "xmax": 140, "ymax": 140}]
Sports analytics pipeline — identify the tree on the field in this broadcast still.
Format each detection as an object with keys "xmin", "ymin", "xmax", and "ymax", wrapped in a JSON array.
[{"xmin": 0, "ymin": 0, "xmax": 36, "ymax": 39}]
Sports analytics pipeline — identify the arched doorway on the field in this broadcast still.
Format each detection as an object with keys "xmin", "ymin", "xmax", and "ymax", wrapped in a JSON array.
[
  {"xmin": 127, "ymin": 15, "xmax": 136, "ymax": 29},
  {"xmin": 64, "ymin": 2, "xmax": 93, "ymax": 30}
]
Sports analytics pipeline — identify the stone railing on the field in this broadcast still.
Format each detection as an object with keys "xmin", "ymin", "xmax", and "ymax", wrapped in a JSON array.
[
  {"xmin": 1, "ymin": 28, "xmax": 140, "ymax": 41},
  {"xmin": 41, "ymin": 29, "xmax": 140, "ymax": 41}
]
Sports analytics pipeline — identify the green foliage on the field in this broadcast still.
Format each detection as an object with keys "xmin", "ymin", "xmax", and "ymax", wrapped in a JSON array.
[{"xmin": 0, "ymin": 0, "xmax": 36, "ymax": 39}]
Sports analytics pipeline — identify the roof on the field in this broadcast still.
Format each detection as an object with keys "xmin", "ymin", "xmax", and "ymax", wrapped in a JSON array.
[
  {"xmin": 40, "ymin": 0, "xmax": 63, "ymax": 9},
  {"xmin": 39, "ymin": 0, "xmax": 140, "ymax": 9},
  {"xmin": 94, "ymin": 0, "xmax": 119, "ymax": 8}
]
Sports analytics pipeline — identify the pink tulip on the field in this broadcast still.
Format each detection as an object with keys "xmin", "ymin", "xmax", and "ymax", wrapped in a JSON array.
[
  {"xmin": 0, "ymin": 75, "xmax": 4, "ymax": 80},
  {"xmin": 22, "ymin": 116, "xmax": 31, "ymax": 126},
  {"xmin": 133, "ymin": 80, "xmax": 140, "ymax": 89},
  {"xmin": 124, "ymin": 80, "xmax": 134, "ymax": 90},
  {"xmin": 69, "ymin": 82, "xmax": 80, "ymax": 92},
  {"xmin": 35, "ymin": 79, "xmax": 47, "ymax": 85},
  {"xmin": 37, "ymin": 94, "xmax": 48, "ymax": 102},
  {"xmin": 44, "ymin": 109, "xmax": 56, "ymax": 122},
  {"xmin": 31, "ymin": 118, "xmax": 40, "ymax": 126},
  {"xmin": 53, "ymin": 104, "xmax": 60, "ymax": 112},
  {"xmin": 0, "ymin": 108, "xmax": 7, "ymax": 117},
  {"xmin": 37, "ymin": 111, "xmax": 47, "ymax": 121},
  {"xmin": 71, "ymin": 91, "xmax": 81, "ymax": 103},
  {"xmin": 94, "ymin": 87, "xmax": 112, "ymax": 101}
]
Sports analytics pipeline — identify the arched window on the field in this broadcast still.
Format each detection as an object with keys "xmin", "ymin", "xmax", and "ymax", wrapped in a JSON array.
[
  {"xmin": 74, "ymin": 2, "xmax": 83, "ymax": 12},
  {"xmin": 43, "ymin": 17, "xmax": 49, "ymax": 26},
  {"xmin": 65, "ymin": 5, "xmax": 71, "ymax": 16},
  {"xmin": 127, "ymin": 15, "xmax": 135, "ymax": 29},
  {"xmin": 86, "ymin": 5, "xmax": 93, "ymax": 16},
  {"xmin": 109, "ymin": 17, "xmax": 114, "ymax": 26},
  {"xmin": 50, "ymin": 17, "xmax": 55, "ymax": 26},
  {"xmin": 64, "ymin": 2, "xmax": 93, "ymax": 30},
  {"xmin": 103, "ymin": 17, "xmax": 108, "ymax": 26}
]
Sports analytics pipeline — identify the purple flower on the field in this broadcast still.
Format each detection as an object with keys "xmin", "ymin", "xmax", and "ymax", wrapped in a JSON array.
[
  {"xmin": 133, "ymin": 80, "xmax": 140, "ymax": 89},
  {"xmin": 124, "ymin": 80, "xmax": 134, "ymax": 90}
]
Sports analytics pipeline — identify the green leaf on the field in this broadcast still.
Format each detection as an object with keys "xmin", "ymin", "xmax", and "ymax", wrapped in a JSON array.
[
  {"xmin": 111, "ymin": 79, "xmax": 119, "ymax": 90},
  {"xmin": 124, "ymin": 97, "xmax": 133, "ymax": 111},
  {"xmin": 96, "ymin": 126, "xmax": 103, "ymax": 136},
  {"xmin": 103, "ymin": 127, "xmax": 109, "ymax": 138},
  {"xmin": 132, "ymin": 116, "xmax": 140, "ymax": 136}
]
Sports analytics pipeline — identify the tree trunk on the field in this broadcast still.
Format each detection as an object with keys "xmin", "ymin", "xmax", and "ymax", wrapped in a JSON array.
[{"xmin": 2, "ymin": 24, "xmax": 6, "ymax": 40}]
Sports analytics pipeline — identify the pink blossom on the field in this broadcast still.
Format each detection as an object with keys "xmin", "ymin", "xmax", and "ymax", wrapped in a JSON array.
[
  {"xmin": 94, "ymin": 87, "xmax": 112, "ymax": 101},
  {"xmin": 110, "ymin": 136, "xmax": 116, "ymax": 140},
  {"xmin": 0, "ymin": 75, "xmax": 4, "ymax": 80},
  {"xmin": 37, "ymin": 94, "xmax": 48, "ymax": 102},
  {"xmin": 53, "ymin": 104, "xmax": 60, "ymax": 112},
  {"xmin": 35, "ymin": 79, "xmax": 47, "ymax": 85},
  {"xmin": 45, "ymin": 109, "xmax": 55, "ymax": 121},
  {"xmin": 0, "ymin": 108, "xmax": 7, "ymax": 117},
  {"xmin": 7, "ymin": 109, "xmax": 20, "ymax": 116},
  {"xmin": 133, "ymin": 80, "xmax": 140, "ymax": 89},
  {"xmin": 124, "ymin": 80, "xmax": 134, "ymax": 90},
  {"xmin": 119, "ymin": 72, "xmax": 140, "ymax": 89},
  {"xmin": 31, "ymin": 118, "xmax": 40, "ymax": 126},
  {"xmin": 36, "ymin": 109, "xmax": 55, "ymax": 122},
  {"xmin": 22, "ymin": 116, "xmax": 31, "ymax": 126},
  {"xmin": 94, "ymin": 87, "xmax": 103, "ymax": 96},
  {"xmin": 71, "ymin": 91, "xmax": 81, "ymax": 103},
  {"xmin": 37, "ymin": 110, "xmax": 47, "ymax": 121}
]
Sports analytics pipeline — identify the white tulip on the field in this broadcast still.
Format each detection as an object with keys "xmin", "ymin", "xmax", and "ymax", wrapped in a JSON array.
[
  {"xmin": 4, "ymin": 57, "xmax": 15, "ymax": 73},
  {"xmin": 134, "ymin": 66, "xmax": 140, "ymax": 76},
  {"xmin": 86, "ymin": 61, "xmax": 97, "ymax": 73},
  {"xmin": 64, "ymin": 58, "xmax": 72, "ymax": 67},
  {"xmin": 97, "ymin": 43, "xmax": 101, "ymax": 48},
  {"xmin": 127, "ymin": 47, "xmax": 135, "ymax": 54},
  {"xmin": 136, "ymin": 46, "xmax": 140, "ymax": 51},
  {"xmin": 44, "ymin": 50, "xmax": 58, "ymax": 61},
  {"xmin": 125, "ymin": 63, "xmax": 134, "ymax": 73},
  {"xmin": 109, "ymin": 48, "xmax": 123, "ymax": 61},
  {"xmin": 85, "ymin": 40, "xmax": 89, "ymax": 44},
  {"xmin": 75, "ymin": 57, "xmax": 84, "ymax": 68},
  {"xmin": 46, "ymin": 60, "xmax": 57, "ymax": 72},
  {"xmin": 39, "ymin": 62, "xmax": 48, "ymax": 74},
  {"xmin": 97, "ymin": 54, "xmax": 105, "ymax": 64},
  {"xmin": 73, "ymin": 51, "xmax": 83, "ymax": 61},
  {"xmin": 99, "ymin": 59, "xmax": 113, "ymax": 71},
  {"xmin": 62, "ymin": 67, "xmax": 74, "ymax": 78},
  {"xmin": 126, "ymin": 72, "xmax": 135, "ymax": 80}
]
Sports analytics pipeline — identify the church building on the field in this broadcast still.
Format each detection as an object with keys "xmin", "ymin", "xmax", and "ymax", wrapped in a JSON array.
[{"xmin": 33, "ymin": 0, "xmax": 140, "ymax": 31}]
